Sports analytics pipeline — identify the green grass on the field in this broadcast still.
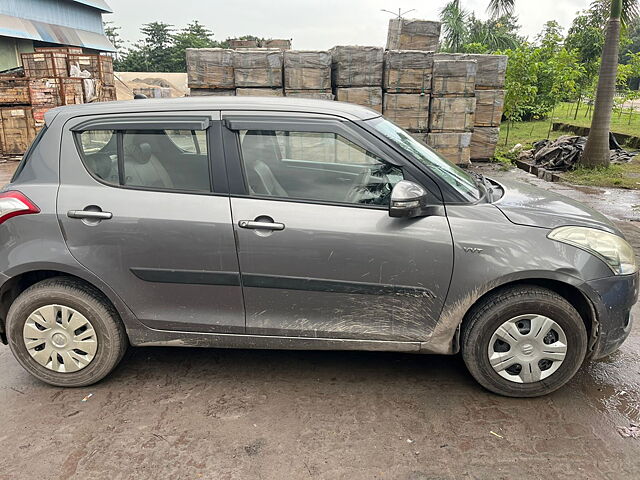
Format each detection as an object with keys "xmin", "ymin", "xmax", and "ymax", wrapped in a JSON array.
[
  {"xmin": 562, "ymin": 163, "xmax": 640, "ymax": 190},
  {"xmin": 552, "ymin": 101, "xmax": 640, "ymax": 138},
  {"xmin": 495, "ymin": 103, "xmax": 640, "ymax": 190}
]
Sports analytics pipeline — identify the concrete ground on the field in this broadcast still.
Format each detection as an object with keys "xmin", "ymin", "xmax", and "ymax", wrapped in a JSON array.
[{"xmin": 0, "ymin": 160, "xmax": 639, "ymax": 479}]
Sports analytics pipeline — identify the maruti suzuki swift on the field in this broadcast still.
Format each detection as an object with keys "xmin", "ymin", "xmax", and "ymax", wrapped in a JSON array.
[{"xmin": 0, "ymin": 97, "xmax": 637, "ymax": 397}]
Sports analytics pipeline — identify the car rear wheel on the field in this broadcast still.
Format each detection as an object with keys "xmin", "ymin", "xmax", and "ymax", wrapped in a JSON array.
[
  {"xmin": 461, "ymin": 285, "xmax": 588, "ymax": 397},
  {"xmin": 6, "ymin": 277, "xmax": 127, "ymax": 387}
]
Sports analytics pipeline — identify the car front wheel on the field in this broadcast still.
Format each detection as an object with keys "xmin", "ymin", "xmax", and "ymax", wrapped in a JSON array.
[
  {"xmin": 6, "ymin": 277, "xmax": 127, "ymax": 387},
  {"xmin": 461, "ymin": 285, "xmax": 588, "ymax": 397}
]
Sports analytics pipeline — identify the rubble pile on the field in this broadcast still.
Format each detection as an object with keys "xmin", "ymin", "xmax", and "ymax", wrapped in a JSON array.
[{"xmin": 521, "ymin": 134, "xmax": 636, "ymax": 171}]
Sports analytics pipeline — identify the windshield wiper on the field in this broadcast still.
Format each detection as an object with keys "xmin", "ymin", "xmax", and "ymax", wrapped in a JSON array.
[{"xmin": 470, "ymin": 172, "xmax": 493, "ymax": 201}]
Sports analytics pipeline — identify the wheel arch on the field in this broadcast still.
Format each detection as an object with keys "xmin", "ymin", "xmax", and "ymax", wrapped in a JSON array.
[
  {"xmin": 455, "ymin": 277, "xmax": 598, "ymax": 355},
  {"xmin": 0, "ymin": 266, "xmax": 136, "ymax": 345}
]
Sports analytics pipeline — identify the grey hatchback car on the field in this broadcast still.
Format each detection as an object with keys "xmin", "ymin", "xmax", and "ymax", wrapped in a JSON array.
[{"xmin": 0, "ymin": 97, "xmax": 637, "ymax": 397}]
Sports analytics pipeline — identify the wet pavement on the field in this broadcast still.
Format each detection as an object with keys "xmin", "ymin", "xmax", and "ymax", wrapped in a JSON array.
[{"xmin": 0, "ymin": 160, "xmax": 639, "ymax": 479}]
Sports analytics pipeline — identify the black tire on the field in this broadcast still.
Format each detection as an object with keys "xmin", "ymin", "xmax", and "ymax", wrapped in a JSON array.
[
  {"xmin": 461, "ymin": 285, "xmax": 588, "ymax": 397},
  {"xmin": 6, "ymin": 277, "xmax": 128, "ymax": 387}
]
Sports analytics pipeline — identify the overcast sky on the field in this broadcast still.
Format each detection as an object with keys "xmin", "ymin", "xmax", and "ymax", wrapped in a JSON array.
[{"xmin": 105, "ymin": 0, "xmax": 591, "ymax": 50}]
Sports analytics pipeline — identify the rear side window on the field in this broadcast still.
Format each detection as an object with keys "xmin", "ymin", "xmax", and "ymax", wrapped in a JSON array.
[
  {"xmin": 76, "ymin": 128, "xmax": 211, "ymax": 192},
  {"xmin": 11, "ymin": 126, "xmax": 48, "ymax": 182}
]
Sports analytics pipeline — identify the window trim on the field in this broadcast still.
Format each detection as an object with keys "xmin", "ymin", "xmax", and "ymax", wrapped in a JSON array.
[{"xmin": 72, "ymin": 121, "xmax": 221, "ymax": 195}]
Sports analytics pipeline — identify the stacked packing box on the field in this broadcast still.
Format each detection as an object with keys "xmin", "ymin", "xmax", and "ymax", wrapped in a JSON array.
[
  {"xmin": 186, "ymin": 48, "xmax": 236, "ymax": 96},
  {"xmin": 283, "ymin": 50, "xmax": 333, "ymax": 100},
  {"xmin": 234, "ymin": 49, "xmax": 284, "ymax": 96},
  {"xmin": 426, "ymin": 57, "xmax": 477, "ymax": 165},
  {"xmin": 386, "ymin": 19, "xmax": 441, "ymax": 51},
  {"xmin": 331, "ymin": 46, "xmax": 383, "ymax": 112},
  {"xmin": 382, "ymin": 50, "xmax": 433, "ymax": 133},
  {"xmin": 431, "ymin": 53, "xmax": 507, "ymax": 161},
  {"xmin": 0, "ymin": 47, "xmax": 115, "ymax": 157}
]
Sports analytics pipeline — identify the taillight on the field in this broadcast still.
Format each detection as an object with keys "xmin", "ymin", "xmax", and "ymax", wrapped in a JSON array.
[{"xmin": 0, "ymin": 191, "xmax": 40, "ymax": 225}]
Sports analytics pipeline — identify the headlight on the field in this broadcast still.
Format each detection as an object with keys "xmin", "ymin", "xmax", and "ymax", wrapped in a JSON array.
[{"xmin": 548, "ymin": 226, "xmax": 638, "ymax": 275}]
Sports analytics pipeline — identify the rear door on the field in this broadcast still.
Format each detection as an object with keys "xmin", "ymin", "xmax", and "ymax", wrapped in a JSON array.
[
  {"xmin": 57, "ymin": 113, "xmax": 244, "ymax": 333},
  {"xmin": 222, "ymin": 114, "xmax": 454, "ymax": 341}
]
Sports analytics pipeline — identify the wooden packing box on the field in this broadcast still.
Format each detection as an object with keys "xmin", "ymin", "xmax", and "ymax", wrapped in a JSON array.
[
  {"xmin": 382, "ymin": 93, "xmax": 430, "ymax": 132},
  {"xmin": 425, "ymin": 132, "xmax": 472, "ymax": 166},
  {"xmin": 474, "ymin": 90, "xmax": 505, "ymax": 127},
  {"xmin": 432, "ymin": 59, "xmax": 477, "ymax": 96},
  {"xmin": 334, "ymin": 87, "xmax": 382, "ymax": 113},
  {"xmin": 0, "ymin": 107, "xmax": 37, "ymax": 156},
  {"xmin": 68, "ymin": 54, "xmax": 114, "ymax": 86},
  {"xmin": 186, "ymin": 49, "xmax": 235, "ymax": 89},
  {"xmin": 233, "ymin": 50, "xmax": 283, "ymax": 88},
  {"xmin": 330, "ymin": 46, "xmax": 384, "ymax": 87},
  {"xmin": 383, "ymin": 50, "xmax": 433, "ymax": 93},
  {"xmin": 29, "ymin": 78, "xmax": 84, "ymax": 107},
  {"xmin": 386, "ymin": 18, "xmax": 441, "ymax": 51},
  {"xmin": 429, "ymin": 96, "xmax": 476, "ymax": 132},
  {"xmin": 236, "ymin": 88, "xmax": 284, "ymax": 97},
  {"xmin": 21, "ymin": 52, "xmax": 69, "ymax": 78},
  {"xmin": 0, "ymin": 78, "xmax": 30, "ymax": 105},
  {"xmin": 35, "ymin": 46, "xmax": 83, "ymax": 54},
  {"xmin": 283, "ymin": 51, "xmax": 331, "ymax": 90},
  {"xmin": 189, "ymin": 88, "xmax": 236, "ymax": 96},
  {"xmin": 285, "ymin": 90, "xmax": 334, "ymax": 100},
  {"xmin": 433, "ymin": 53, "xmax": 508, "ymax": 89},
  {"xmin": 471, "ymin": 126, "xmax": 500, "ymax": 160}
]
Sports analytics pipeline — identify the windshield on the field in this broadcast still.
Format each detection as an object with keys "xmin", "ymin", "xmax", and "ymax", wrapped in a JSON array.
[{"xmin": 367, "ymin": 117, "xmax": 481, "ymax": 201}]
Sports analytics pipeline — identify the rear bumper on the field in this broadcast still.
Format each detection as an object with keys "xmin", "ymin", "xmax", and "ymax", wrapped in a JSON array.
[{"xmin": 585, "ymin": 271, "xmax": 638, "ymax": 359}]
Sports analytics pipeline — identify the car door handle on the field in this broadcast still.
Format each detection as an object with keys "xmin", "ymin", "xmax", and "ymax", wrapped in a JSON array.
[
  {"xmin": 67, "ymin": 210, "xmax": 113, "ymax": 220},
  {"xmin": 238, "ymin": 220, "xmax": 285, "ymax": 231}
]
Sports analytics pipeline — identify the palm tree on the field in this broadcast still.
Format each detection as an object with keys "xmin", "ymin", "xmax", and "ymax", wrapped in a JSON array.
[
  {"xmin": 440, "ymin": 1, "xmax": 468, "ymax": 52},
  {"xmin": 487, "ymin": 0, "xmax": 515, "ymax": 18},
  {"xmin": 581, "ymin": 0, "xmax": 638, "ymax": 167}
]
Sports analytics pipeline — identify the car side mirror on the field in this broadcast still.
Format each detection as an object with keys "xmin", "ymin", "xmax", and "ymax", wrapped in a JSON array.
[{"xmin": 389, "ymin": 180, "xmax": 429, "ymax": 218}]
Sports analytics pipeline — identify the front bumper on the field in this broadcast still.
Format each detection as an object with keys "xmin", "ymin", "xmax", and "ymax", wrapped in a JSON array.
[{"xmin": 584, "ymin": 271, "xmax": 639, "ymax": 359}]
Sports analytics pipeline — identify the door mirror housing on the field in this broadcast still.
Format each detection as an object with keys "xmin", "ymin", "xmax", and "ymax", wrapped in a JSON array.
[{"xmin": 389, "ymin": 180, "xmax": 429, "ymax": 218}]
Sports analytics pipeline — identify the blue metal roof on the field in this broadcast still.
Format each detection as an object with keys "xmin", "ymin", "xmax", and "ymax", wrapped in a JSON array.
[
  {"xmin": 68, "ymin": 1, "xmax": 113, "ymax": 14},
  {"xmin": 0, "ymin": 13, "xmax": 115, "ymax": 51}
]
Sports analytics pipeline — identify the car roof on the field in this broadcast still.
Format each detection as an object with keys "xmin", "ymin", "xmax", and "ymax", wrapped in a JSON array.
[{"xmin": 45, "ymin": 96, "xmax": 382, "ymax": 125}]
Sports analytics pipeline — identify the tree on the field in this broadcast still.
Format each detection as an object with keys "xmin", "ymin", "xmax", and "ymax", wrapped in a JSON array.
[
  {"xmin": 169, "ymin": 21, "xmax": 218, "ymax": 71},
  {"xmin": 465, "ymin": 14, "xmax": 522, "ymax": 51},
  {"xmin": 103, "ymin": 21, "xmax": 122, "ymax": 59},
  {"xmin": 440, "ymin": 1, "xmax": 469, "ymax": 52},
  {"xmin": 581, "ymin": 0, "xmax": 639, "ymax": 167},
  {"xmin": 487, "ymin": 0, "xmax": 515, "ymax": 18},
  {"xmin": 116, "ymin": 22, "xmax": 175, "ymax": 72}
]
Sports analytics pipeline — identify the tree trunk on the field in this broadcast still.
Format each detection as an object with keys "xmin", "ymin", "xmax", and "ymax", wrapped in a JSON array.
[{"xmin": 580, "ymin": 4, "xmax": 622, "ymax": 168}]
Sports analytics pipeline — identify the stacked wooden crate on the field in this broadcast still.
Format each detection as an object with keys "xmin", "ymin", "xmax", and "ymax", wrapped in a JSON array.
[
  {"xmin": 468, "ymin": 54, "xmax": 507, "ymax": 160},
  {"xmin": 234, "ymin": 49, "xmax": 284, "ymax": 96},
  {"xmin": 186, "ymin": 48, "xmax": 236, "ymax": 96},
  {"xmin": 431, "ymin": 53, "xmax": 507, "ymax": 161},
  {"xmin": 386, "ymin": 19, "xmax": 441, "ymax": 51},
  {"xmin": 382, "ymin": 50, "xmax": 432, "ymax": 132},
  {"xmin": 425, "ymin": 57, "xmax": 477, "ymax": 165},
  {"xmin": 283, "ymin": 51, "xmax": 333, "ymax": 99},
  {"xmin": 0, "ymin": 47, "xmax": 116, "ymax": 157},
  {"xmin": 331, "ymin": 46, "xmax": 383, "ymax": 112}
]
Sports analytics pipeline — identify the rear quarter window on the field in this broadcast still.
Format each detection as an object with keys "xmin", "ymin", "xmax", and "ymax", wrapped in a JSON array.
[{"xmin": 11, "ymin": 126, "xmax": 48, "ymax": 183}]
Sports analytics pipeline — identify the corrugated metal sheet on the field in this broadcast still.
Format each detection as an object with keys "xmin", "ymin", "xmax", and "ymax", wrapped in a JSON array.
[
  {"xmin": 0, "ymin": 0, "xmax": 105, "ymax": 34},
  {"xmin": 0, "ymin": 14, "xmax": 115, "ymax": 52},
  {"xmin": 69, "ymin": 1, "xmax": 113, "ymax": 13}
]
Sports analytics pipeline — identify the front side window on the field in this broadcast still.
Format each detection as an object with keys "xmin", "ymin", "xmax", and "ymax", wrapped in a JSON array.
[
  {"xmin": 76, "ymin": 128, "xmax": 210, "ymax": 192},
  {"xmin": 239, "ymin": 129, "xmax": 403, "ymax": 206},
  {"xmin": 367, "ymin": 117, "xmax": 480, "ymax": 202}
]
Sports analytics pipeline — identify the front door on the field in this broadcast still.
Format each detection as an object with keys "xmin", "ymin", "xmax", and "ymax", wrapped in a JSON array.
[
  {"xmin": 57, "ymin": 115, "xmax": 244, "ymax": 333},
  {"xmin": 224, "ymin": 116, "xmax": 454, "ymax": 341}
]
